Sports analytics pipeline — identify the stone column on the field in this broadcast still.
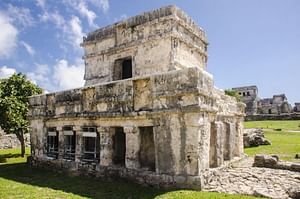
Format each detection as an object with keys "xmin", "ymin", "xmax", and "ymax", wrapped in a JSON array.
[
  {"xmin": 57, "ymin": 126, "xmax": 64, "ymax": 160},
  {"xmin": 223, "ymin": 122, "xmax": 235, "ymax": 161},
  {"xmin": 124, "ymin": 126, "xmax": 140, "ymax": 170},
  {"xmin": 234, "ymin": 120, "xmax": 244, "ymax": 157},
  {"xmin": 215, "ymin": 122, "xmax": 224, "ymax": 167},
  {"xmin": 228, "ymin": 122, "xmax": 236, "ymax": 160},
  {"xmin": 74, "ymin": 126, "xmax": 82, "ymax": 163},
  {"xmin": 198, "ymin": 117, "xmax": 211, "ymax": 171},
  {"xmin": 98, "ymin": 127, "xmax": 113, "ymax": 167}
]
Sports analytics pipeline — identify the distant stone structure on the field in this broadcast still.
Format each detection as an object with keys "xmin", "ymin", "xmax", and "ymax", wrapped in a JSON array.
[
  {"xmin": 232, "ymin": 86, "xmax": 259, "ymax": 115},
  {"xmin": 294, "ymin": 103, "xmax": 300, "ymax": 112},
  {"xmin": 28, "ymin": 6, "xmax": 245, "ymax": 189},
  {"xmin": 257, "ymin": 94, "xmax": 292, "ymax": 115},
  {"xmin": 232, "ymin": 85, "xmax": 298, "ymax": 120}
]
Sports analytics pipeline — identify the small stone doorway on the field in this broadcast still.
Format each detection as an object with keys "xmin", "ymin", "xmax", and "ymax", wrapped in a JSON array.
[
  {"xmin": 112, "ymin": 127, "xmax": 126, "ymax": 166},
  {"xmin": 139, "ymin": 127, "xmax": 155, "ymax": 171}
]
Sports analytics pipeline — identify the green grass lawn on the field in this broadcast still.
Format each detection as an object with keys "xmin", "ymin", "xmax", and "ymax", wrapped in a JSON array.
[
  {"xmin": 0, "ymin": 149, "xmax": 260, "ymax": 199},
  {"xmin": 244, "ymin": 120, "xmax": 300, "ymax": 162},
  {"xmin": 244, "ymin": 120, "xmax": 300, "ymax": 131}
]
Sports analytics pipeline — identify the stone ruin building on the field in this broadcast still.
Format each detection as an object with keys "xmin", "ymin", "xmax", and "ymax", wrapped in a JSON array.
[
  {"xmin": 28, "ymin": 6, "xmax": 245, "ymax": 189},
  {"xmin": 232, "ymin": 86, "xmax": 297, "ymax": 116},
  {"xmin": 232, "ymin": 86, "xmax": 259, "ymax": 115},
  {"xmin": 294, "ymin": 103, "xmax": 300, "ymax": 112}
]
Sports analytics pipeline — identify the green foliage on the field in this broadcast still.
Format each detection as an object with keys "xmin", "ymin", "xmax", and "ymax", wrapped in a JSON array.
[
  {"xmin": 0, "ymin": 73, "xmax": 42, "ymax": 135},
  {"xmin": 224, "ymin": 89, "xmax": 241, "ymax": 102},
  {"xmin": 0, "ymin": 148, "xmax": 261, "ymax": 199}
]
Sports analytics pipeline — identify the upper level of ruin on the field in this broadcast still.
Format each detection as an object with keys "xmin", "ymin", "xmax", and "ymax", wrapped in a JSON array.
[
  {"xmin": 82, "ymin": 5, "xmax": 208, "ymax": 86},
  {"xmin": 232, "ymin": 85, "xmax": 258, "ymax": 100}
]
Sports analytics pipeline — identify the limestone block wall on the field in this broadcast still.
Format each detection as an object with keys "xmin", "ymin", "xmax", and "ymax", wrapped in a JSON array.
[
  {"xmin": 29, "ymin": 67, "xmax": 244, "ymax": 188},
  {"xmin": 82, "ymin": 5, "xmax": 208, "ymax": 86},
  {"xmin": 28, "ymin": 5, "xmax": 245, "ymax": 188}
]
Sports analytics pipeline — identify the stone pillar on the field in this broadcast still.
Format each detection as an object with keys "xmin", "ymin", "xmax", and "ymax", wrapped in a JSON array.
[
  {"xmin": 183, "ymin": 113, "xmax": 211, "ymax": 175},
  {"xmin": 98, "ymin": 127, "xmax": 113, "ymax": 167},
  {"xmin": 210, "ymin": 122, "xmax": 225, "ymax": 168},
  {"xmin": 198, "ymin": 116, "xmax": 211, "ymax": 171},
  {"xmin": 223, "ymin": 122, "xmax": 235, "ymax": 161},
  {"xmin": 215, "ymin": 122, "xmax": 224, "ymax": 167},
  {"xmin": 228, "ymin": 122, "xmax": 236, "ymax": 160},
  {"xmin": 57, "ymin": 126, "xmax": 64, "ymax": 160},
  {"xmin": 74, "ymin": 126, "xmax": 82, "ymax": 163},
  {"xmin": 124, "ymin": 126, "xmax": 140, "ymax": 169},
  {"xmin": 41, "ymin": 125, "xmax": 48, "ymax": 158},
  {"xmin": 234, "ymin": 120, "xmax": 244, "ymax": 157}
]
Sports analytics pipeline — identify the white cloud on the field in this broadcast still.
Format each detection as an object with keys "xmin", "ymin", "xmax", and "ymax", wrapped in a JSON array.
[
  {"xmin": 40, "ymin": 10, "xmax": 65, "ymax": 28},
  {"xmin": 77, "ymin": 1, "xmax": 97, "ymax": 28},
  {"xmin": 0, "ymin": 66, "xmax": 16, "ymax": 78},
  {"xmin": 27, "ymin": 63, "xmax": 54, "ymax": 90},
  {"xmin": 6, "ymin": 4, "xmax": 34, "ymax": 28},
  {"xmin": 90, "ymin": 0, "xmax": 109, "ymax": 13},
  {"xmin": 39, "ymin": 7, "xmax": 84, "ymax": 51},
  {"xmin": 20, "ymin": 41, "xmax": 35, "ymax": 56},
  {"xmin": 36, "ymin": 0, "xmax": 46, "ymax": 9},
  {"xmin": 0, "ymin": 12, "xmax": 18, "ymax": 59},
  {"xmin": 68, "ymin": 16, "xmax": 85, "ymax": 48},
  {"xmin": 54, "ymin": 59, "xmax": 85, "ymax": 90},
  {"xmin": 63, "ymin": 0, "xmax": 97, "ymax": 28}
]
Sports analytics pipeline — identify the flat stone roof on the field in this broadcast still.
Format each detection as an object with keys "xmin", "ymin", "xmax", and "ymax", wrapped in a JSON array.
[{"xmin": 83, "ymin": 5, "xmax": 206, "ymax": 43}]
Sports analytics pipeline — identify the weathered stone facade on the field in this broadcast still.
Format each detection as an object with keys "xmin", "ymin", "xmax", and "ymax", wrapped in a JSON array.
[{"xmin": 28, "ymin": 6, "xmax": 245, "ymax": 189}]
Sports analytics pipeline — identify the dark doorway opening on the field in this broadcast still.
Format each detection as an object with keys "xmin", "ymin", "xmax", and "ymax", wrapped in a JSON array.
[
  {"xmin": 122, "ymin": 59, "xmax": 132, "ymax": 79},
  {"xmin": 112, "ymin": 127, "xmax": 126, "ymax": 166},
  {"xmin": 113, "ymin": 58, "xmax": 132, "ymax": 80},
  {"xmin": 139, "ymin": 127, "xmax": 155, "ymax": 171}
]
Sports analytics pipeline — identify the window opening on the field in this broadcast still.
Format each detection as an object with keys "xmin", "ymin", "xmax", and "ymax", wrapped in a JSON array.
[
  {"xmin": 47, "ymin": 127, "xmax": 58, "ymax": 158},
  {"xmin": 63, "ymin": 126, "xmax": 75, "ymax": 160},
  {"xmin": 82, "ymin": 127, "xmax": 99, "ymax": 162}
]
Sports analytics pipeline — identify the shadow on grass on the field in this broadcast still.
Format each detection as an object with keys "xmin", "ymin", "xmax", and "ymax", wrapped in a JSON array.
[
  {"xmin": 0, "ymin": 162, "xmax": 169, "ymax": 199},
  {"xmin": 0, "ymin": 153, "xmax": 23, "ymax": 163}
]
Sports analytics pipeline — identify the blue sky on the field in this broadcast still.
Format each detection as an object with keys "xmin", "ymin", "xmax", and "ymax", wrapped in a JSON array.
[{"xmin": 0, "ymin": 0, "xmax": 299, "ymax": 104}]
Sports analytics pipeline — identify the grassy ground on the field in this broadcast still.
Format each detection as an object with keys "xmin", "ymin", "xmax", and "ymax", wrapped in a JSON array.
[
  {"xmin": 0, "ymin": 149, "xmax": 260, "ymax": 199},
  {"xmin": 244, "ymin": 120, "xmax": 300, "ymax": 162},
  {"xmin": 244, "ymin": 120, "xmax": 300, "ymax": 131}
]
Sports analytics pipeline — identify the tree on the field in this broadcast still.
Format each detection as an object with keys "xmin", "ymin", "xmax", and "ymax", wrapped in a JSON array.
[
  {"xmin": 225, "ymin": 89, "xmax": 241, "ymax": 102},
  {"xmin": 0, "ymin": 73, "xmax": 42, "ymax": 157}
]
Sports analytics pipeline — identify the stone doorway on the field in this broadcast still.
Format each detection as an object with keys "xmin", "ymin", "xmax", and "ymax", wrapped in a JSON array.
[
  {"xmin": 112, "ymin": 127, "xmax": 126, "ymax": 166},
  {"xmin": 139, "ymin": 127, "xmax": 155, "ymax": 171}
]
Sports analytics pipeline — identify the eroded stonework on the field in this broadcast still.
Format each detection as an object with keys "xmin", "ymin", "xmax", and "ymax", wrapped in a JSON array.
[{"xmin": 28, "ymin": 5, "xmax": 245, "ymax": 189}]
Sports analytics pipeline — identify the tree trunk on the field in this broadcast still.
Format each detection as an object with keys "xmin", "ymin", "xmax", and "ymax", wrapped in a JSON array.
[{"xmin": 16, "ymin": 131, "xmax": 26, "ymax": 157}]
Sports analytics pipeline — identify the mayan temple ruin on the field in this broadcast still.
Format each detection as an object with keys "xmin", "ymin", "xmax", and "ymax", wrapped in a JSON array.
[{"xmin": 28, "ymin": 5, "xmax": 245, "ymax": 188}]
